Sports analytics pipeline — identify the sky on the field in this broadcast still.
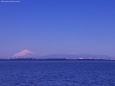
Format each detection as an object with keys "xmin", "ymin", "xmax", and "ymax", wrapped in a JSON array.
[{"xmin": 0, "ymin": 0, "xmax": 115, "ymax": 57}]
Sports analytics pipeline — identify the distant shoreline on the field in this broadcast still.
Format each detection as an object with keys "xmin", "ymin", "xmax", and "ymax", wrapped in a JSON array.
[{"xmin": 0, "ymin": 58, "xmax": 114, "ymax": 61}]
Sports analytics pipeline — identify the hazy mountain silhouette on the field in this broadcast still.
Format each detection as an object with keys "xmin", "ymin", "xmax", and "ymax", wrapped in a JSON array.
[
  {"xmin": 36, "ymin": 54, "xmax": 113, "ymax": 59},
  {"xmin": 10, "ymin": 53, "xmax": 114, "ymax": 60}
]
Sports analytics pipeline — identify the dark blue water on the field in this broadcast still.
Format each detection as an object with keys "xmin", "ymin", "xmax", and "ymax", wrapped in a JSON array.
[{"xmin": 0, "ymin": 60, "xmax": 115, "ymax": 86}]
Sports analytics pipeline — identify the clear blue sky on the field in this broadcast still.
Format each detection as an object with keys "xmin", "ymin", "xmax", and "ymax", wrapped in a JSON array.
[{"xmin": 0, "ymin": 0, "xmax": 115, "ymax": 57}]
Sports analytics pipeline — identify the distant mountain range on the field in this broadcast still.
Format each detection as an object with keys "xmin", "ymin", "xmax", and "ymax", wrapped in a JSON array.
[
  {"xmin": 38, "ymin": 54, "xmax": 113, "ymax": 60},
  {"xmin": 10, "ymin": 54, "xmax": 114, "ymax": 60}
]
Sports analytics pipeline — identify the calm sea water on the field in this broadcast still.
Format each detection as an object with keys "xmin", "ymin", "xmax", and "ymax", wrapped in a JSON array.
[{"xmin": 0, "ymin": 60, "xmax": 115, "ymax": 86}]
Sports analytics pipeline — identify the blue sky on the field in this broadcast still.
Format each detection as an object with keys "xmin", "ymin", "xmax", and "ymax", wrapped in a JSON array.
[{"xmin": 0, "ymin": 0, "xmax": 115, "ymax": 57}]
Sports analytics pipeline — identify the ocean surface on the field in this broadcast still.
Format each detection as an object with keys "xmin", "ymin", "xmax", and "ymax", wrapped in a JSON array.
[{"xmin": 0, "ymin": 60, "xmax": 115, "ymax": 86}]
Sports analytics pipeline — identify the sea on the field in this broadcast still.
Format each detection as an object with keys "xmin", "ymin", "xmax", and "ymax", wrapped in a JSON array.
[{"xmin": 0, "ymin": 60, "xmax": 115, "ymax": 86}]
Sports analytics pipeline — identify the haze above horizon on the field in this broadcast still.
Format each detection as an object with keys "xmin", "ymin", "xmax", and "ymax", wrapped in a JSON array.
[{"xmin": 0, "ymin": 0, "xmax": 115, "ymax": 57}]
